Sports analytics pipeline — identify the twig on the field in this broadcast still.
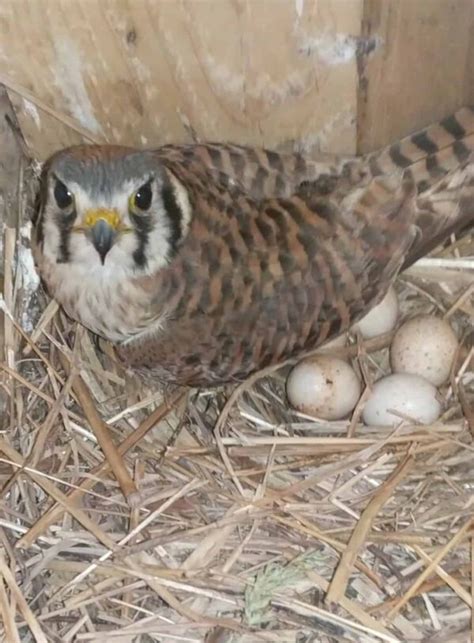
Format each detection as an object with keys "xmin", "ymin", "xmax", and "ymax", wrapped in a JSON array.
[
  {"xmin": 387, "ymin": 517, "xmax": 474, "ymax": 619},
  {"xmin": 16, "ymin": 389, "xmax": 186, "ymax": 548},
  {"xmin": 0, "ymin": 574, "xmax": 21, "ymax": 643},
  {"xmin": 413, "ymin": 545, "xmax": 471, "ymax": 606},
  {"xmin": 326, "ymin": 452, "xmax": 415, "ymax": 604},
  {"xmin": 0, "ymin": 437, "xmax": 117, "ymax": 550},
  {"xmin": 471, "ymin": 536, "xmax": 474, "ymax": 643},
  {"xmin": 59, "ymin": 350, "xmax": 139, "ymax": 507},
  {"xmin": 0, "ymin": 549, "xmax": 48, "ymax": 643}
]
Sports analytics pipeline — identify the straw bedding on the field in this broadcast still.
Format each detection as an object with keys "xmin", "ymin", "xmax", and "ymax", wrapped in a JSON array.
[{"xmin": 0, "ymin": 148, "xmax": 473, "ymax": 643}]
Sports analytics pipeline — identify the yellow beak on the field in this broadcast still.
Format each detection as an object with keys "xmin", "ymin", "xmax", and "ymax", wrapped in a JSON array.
[
  {"xmin": 83, "ymin": 209, "xmax": 121, "ymax": 264},
  {"xmin": 83, "ymin": 208, "xmax": 121, "ymax": 230}
]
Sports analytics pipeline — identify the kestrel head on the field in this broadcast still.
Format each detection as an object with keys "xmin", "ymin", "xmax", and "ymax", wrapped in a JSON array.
[{"xmin": 33, "ymin": 145, "xmax": 192, "ymax": 278}]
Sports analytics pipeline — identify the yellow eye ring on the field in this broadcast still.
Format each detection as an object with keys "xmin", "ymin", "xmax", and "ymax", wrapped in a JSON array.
[{"xmin": 128, "ymin": 193, "xmax": 137, "ymax": 214}]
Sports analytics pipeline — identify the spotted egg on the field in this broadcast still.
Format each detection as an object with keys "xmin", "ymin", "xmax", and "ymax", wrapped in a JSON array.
[
  {"xmin": 390, "ymin": 315, "xmax": 458, "ymax": 386},
  {"xmin": 287, "ymin": 355, "xmax": 361, "ymax": 420}
]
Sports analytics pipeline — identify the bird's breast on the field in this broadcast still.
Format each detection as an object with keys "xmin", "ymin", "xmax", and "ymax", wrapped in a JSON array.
[{"xmin": 38, "ymin": 256, "xmax": 158, "ymax": 343}]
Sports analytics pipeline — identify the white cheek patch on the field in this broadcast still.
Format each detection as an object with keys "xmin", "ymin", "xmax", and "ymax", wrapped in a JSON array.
[
  {"xmin": 42, "ymin": 174, "xmax": 189, "ymax": 277},
  {"xmin": 141, "ymin": 215, "xmax": 174, "ymax": 275},
  {"xmin": 114, "ymin": 232, "xmax": 143, "ymax": 270},
  {"xmin": 42, "ymin": 216, "xmax": 62, "ymax": 262}
]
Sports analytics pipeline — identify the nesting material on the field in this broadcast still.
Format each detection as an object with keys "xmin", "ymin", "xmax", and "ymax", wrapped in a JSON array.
[{"xmin": 1, "ymin": 121, "xmax": 473, "ymax": 643}]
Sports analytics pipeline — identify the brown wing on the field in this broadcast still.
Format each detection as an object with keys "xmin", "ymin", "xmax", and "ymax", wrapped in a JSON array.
[
  {"xmin": 360, "ymin": 107, "xmax": 474, "ymax": 266},
  {"xmin": 157, "ymin": 107, "xmax": 474, "ymax": 198},
  {"xmin": 156, "ymin": 142, "xmax": 345, "ymax": 200},
  {"xmin": 119, "ymin": 108, "xmax": 474, "ymax": 386},
  {"xmin": 156, "ymin": 107, "xmax": 474, "ymax": 270},
  {"xmin": 362, "ymin": 107, "xmax": 474, "ymax": 187},
  {"xmin": 118, "ymin": 171, "xmax": 417, "ymax": 386}
]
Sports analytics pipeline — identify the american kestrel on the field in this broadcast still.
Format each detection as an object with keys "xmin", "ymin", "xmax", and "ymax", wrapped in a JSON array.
[{"xmin": 32, "ymin": 108, "xmax": 474, "ymax": 386}]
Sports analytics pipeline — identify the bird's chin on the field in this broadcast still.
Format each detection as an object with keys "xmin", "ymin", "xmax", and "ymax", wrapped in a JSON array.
[
  {"xmin": 62, "ymin": 255, "xmax": 130, "ymax": 284},
  {"xmin": 68, "ymin": 239, "xmax": 135, "ymax": 274}
]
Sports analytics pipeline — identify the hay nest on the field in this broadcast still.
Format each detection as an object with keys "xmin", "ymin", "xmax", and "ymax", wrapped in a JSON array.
[{"xmin": 0, "ymin": 153, "xmax": 473, "ymax": 643}]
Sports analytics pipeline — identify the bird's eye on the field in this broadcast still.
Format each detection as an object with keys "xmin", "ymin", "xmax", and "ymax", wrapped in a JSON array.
[
  {"xmin": 133, "ymin": 182, "xmax": 153, "ymax": 212},
  {"xmin": 54, "ymin": 179, "xmax": 73, "ymax": 209}
]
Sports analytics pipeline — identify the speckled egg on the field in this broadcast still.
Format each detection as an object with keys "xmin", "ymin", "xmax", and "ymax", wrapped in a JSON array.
[
  {"xmin": 390, "ymin": 315, "xmax": 458, "ymax": 386},
  {"xmin": 362, "ymin": 373, "xmax": 441, "ymax": 427},
  {"xmin": 287, "ymin": 355, "xmax": 361, "ymax": 420}
]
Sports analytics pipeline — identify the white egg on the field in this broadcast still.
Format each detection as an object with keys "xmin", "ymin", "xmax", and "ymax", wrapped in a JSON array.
[
  {"xmin": 390, "ymin": 315, "xmax": 458, "ymax": 386},
  {"xmin": 287, "ymin": 355, "xmax": 361, "ymax": 420},
  {"xmin": 353, "ymin": 286, "xmax": 399, "ymax": 339},
  {"xmin": 362, "ymin": 373, "xmax": 441, "ymax": 427}
]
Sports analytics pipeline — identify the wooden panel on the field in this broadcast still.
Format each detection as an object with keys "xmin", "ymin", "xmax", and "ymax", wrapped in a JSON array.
[
  {"xmin": 464, "ymin": 4, "xmax": 474, "ymax": 105},
  {"xmin": 358, "ymin": 0, "xmax": 474, "ymax": 153},
  {"xmin": 0, "ymin": 0, "xmax": 362, "ymax": 160},
  {"xmin": 1, "ymin": 0, "xmax": 472, "ymax": 161}
]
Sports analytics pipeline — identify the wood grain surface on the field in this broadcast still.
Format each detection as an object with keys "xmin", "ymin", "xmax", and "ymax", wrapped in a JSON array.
[{"xmin": 0, "ymin": 0, "xmax": 472, "ymax": 160}]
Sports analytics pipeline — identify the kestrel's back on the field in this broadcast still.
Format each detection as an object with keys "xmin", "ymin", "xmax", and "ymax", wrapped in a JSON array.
[{"xmin": 33, "ymin": 108, "xmax": 474, "ymax": 386}]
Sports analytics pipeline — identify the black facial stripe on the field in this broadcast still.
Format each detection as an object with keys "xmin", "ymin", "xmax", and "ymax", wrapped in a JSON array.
[
  {"xmin": 35, "ymin": 219, "xmax": 45, "ymax": 249},
  {"xmin": 161, "ymin": 183, "xmax": 183, "ymax": 255},
  {"xmin": 57, "ymin": 228, "xmax": 70, "ymax": 263},
  {"xmin": 132, "ymin": 240, "xmax": 148, "ymax": 268},
  {"xmin": 33, "ymin": 179, "xmax": 47, "ymax": 248},
  {"xmin": 55, "ymin": 210, "xmax": 77, "ymax": 264},
  {"xmin": 130, "ymin": 211, "xmax": 153, "ymax": 269}
]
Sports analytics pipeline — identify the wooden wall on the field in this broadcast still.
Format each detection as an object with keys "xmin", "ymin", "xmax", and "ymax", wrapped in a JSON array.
[{"xmin": 0, "ymin": 0, "xmax": 473, "ymax": 161}]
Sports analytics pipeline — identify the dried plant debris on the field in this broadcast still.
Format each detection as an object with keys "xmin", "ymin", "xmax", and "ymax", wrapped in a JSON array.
[
  {"xmin": 244, "ymin": 549, "xmax": 326, "ymax": 626},
  {"xmin": 0, "ymin": 150, "xmax": 473, "ymax": 641}
]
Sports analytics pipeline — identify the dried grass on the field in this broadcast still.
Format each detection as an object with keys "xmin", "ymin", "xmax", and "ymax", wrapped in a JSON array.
[{"xmin": 0, "ymin": 149, "xmax": 473, "ymax": 643}]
